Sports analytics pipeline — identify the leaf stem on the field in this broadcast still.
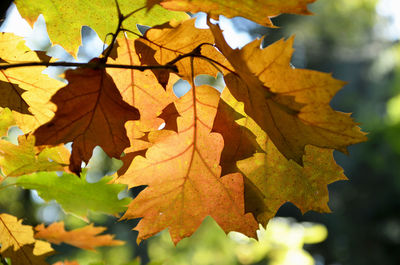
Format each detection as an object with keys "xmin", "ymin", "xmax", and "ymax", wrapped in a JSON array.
[{"xmin": 0, "ymin": 61, "xmax": 178, "ymax": 72}]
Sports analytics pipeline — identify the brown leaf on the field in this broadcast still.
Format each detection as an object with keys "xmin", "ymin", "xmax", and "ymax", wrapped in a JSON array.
[
  {"xmin": 209, "ymin": 22, "xmax": 367, "ymax": 165},
  {"xmin": 35, "ymin": 222, "xmax": 124, "ymax": 250},
  {"xmin": 34, "ymin": 60, "xmax": 140, "ymax": 174}
]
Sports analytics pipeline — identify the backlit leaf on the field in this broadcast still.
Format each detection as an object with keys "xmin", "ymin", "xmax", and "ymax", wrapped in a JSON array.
[
  {"xmin": 209, "ymin": 22, "xmax": 367, "ymax": 165},
  {"xmin": 117, "ymin": 83, "xmax": 257, "ymax": 244},
  {"xmin": 0, "ymin": 108, "xmax": 15, "ymax": 137},
  {"xmin": 219, "ymin": 89, "xmax": 347, "ymax": 225},
  {"xmin": 154, "ymin": 0, "xmax": 316, "ymax": 27},
  {"xmin": 0, "ymin": 213, "xmax": 54, "ymax": 265},
  {"xmin": 135, "ymin": 19, "xmax": 228, "ymax": 83},
  {"xmin": 35, "ymin": 222, "xmax": 124, "ymax": 250},
  {"xmin": 14, "ymin": 0, "xmax": 188, "ymax": 55},
  {"xmin": 0, "ymin": 33, "xmax": 64, "ymax": 133},
  {"xmin": 16, "ymin": 171, "xmax": 131, "ymax": 217},
  {"xmin": 34, "ymin": 61, "xmax": 140, "ymax": 174},
  {"xmin": 0, "ymin": 134, "xmax": 69, "ymax": 177}
]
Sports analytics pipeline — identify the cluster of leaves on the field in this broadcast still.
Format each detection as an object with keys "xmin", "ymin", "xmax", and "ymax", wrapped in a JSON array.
[{"xmin": 0, "ymin": 0, "xmax": 367, "ymax": 264}]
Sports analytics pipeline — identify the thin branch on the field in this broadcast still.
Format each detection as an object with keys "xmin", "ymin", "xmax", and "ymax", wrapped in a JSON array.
[{"xmin": 0, "ymin": 61, "xmax": 178, "ymax": 72}]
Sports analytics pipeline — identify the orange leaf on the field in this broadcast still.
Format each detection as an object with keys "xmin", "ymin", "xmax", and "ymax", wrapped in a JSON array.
[
  {"xmin": 135, "ymin": 19, "xmax": 227, "ymax": 83},
  {"xmin": 209, "ymin": 22, "xmax": 367, "ymax": 165},
  {"xmin": 35, "ymin": 222, "xmax": 124, "ymax": 250},
  {"xmin": 0, "ymin": 213, "xmax": 54, "ymax": 265},
  {"xmin": 53, "ymin": 261, "xmax": 80, "ymax": 265},
  {"xmin": 155, "ymin": 0, "xmax": 316, "ymax": 27},
  {"xmin": 117, "ymin": 84, "xmax": 257, "ymax": 244},
  {"xmin": 34, "ymin": 61, "xmax": 140, "ymax": 173},
  {"xmin": 0, "ymin": 33, "xmax": 64, "ymax": 133}
]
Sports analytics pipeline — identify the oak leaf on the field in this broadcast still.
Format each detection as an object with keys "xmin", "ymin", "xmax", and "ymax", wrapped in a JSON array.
[
  {"xmin": 0, "ymin": 33, "xmax": 64, "ymax": 133},
  {"xmin": 34, "ymin": 62, "xmax": 140, "ymax": 173},
  {"xmin": 35, "ymin": 222, "xmax": 124, "ymax": 250},
  {"xmin": 209, "ymin": 22, "xmax": 367, "ymax": 165},
  {"xmin": 0, "ymin": 213, "xmax": 54, "ymax": 265},
  {"xmin": 0, "ymin": 134, "xmax": 69, "ymax": 177},
  {"xmin": 16, "ymin": 171, "xmax": 131, "ymax": 217},
  {"xmin": 154, "ymin": 0, "xmax": 316, "ymax": 27},
  {"xmin": 218, "ymin": 89, "xmax": 347, "ymax": 224},
  {"xmin": 117, "ymin": 84, "xmax": 257, "ymax": 244},
  {"xmin": 15, "ymin": 0, "xmax": 188, "ymax": 55}
]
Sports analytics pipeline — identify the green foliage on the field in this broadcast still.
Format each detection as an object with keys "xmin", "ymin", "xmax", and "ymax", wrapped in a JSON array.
[{"xmin": 16, "ymin": 171, "xmax": 131, "ymax": 217}]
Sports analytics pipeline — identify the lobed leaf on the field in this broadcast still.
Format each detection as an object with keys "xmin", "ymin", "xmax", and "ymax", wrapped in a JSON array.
[
  {"xmin": 16, "ymin": 171, "xmax": 131, "ymax": 217},
  {"xmin": 218, "ymin": 89, "xmax": 347, "ymax": 225},
  {"xmin": 117, "ymin": 84, "xmax": 257, "ymax": 244},
  {"xmin": 15, "ymin": 0, "xmax": 189, "ymax": 56},
  {"xmin": 154, "ymin": 0, "xmax": 316, "ymax": 27},
  {"xmin": 0, "ymin": 213, "xmax": 54, "ymax": 265},
  {"xmin": 0, "ymin": 33, "xmax": 64, "ymax": 133},
  {"xmin": 35, "ymin": 222, "xmax": 124, "ymax": 250},
  {"xmin": 208, "ymin": 22, "xmax": 367, "ymax": 165},
  {"xmin": 34, "ymin": 61, "xmax": 140, "ymax": 173},
  {"xmin": 0, "ymin": 134, "xmax": 69, "ymax": 177},
  {"xmin": 135, "ymin": 19, "xmax": 228, "ymax": 83}
]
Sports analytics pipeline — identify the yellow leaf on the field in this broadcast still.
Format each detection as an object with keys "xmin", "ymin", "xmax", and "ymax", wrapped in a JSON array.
[
  {"xmin": 0, "ymin": 33, "xmax": 64, "ymax": 133},
  {"xmin": 209, "ymin": 22, "xmax": 367, "ymax": 165},
  {"xmin": 0, "ymin": 134, "xmax": 69, "ymax": 177},
  {"xmin": 0, "ymin": 213, "xmax": 54, "ymax": 265},
  {"xmin": 155, "ymin": 0, "xmax": 316, "ymax": 27}
]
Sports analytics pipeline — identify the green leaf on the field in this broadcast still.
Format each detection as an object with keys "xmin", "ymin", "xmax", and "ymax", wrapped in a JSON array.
[
  {"xmin": 15, "ymin": 0, "xmax": 188, "ymax": 55},
  {"xmin": 16, "ymin": 171, "xmax": 131, "ymax": 217}
]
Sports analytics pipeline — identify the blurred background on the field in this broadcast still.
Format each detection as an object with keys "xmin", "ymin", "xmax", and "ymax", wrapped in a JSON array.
[{"xmin": 1, "ymin": 0, "xmax": 400, "ymax": 264}]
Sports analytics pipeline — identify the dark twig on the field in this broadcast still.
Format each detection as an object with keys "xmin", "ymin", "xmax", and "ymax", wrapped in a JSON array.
[{"xmin": 0, "ymin": 61, "xmax": 178, "ymax": 72}]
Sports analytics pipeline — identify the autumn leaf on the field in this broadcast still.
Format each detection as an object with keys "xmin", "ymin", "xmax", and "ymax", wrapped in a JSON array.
[
  {"xmin": 0, "ymin": 213, "xmax": 54, "ymax": 265},
  {"xmin": 0, "ymin": 33, "xmax": 64, "ymax": 133},
  {"xmin": 212, "ymin": 99, "xmax": 263, "ymax": 176},
  {"xmin": 15, "ymin": 0, "xmax": 188, "ymax": 55},
  {"xmin": 16, "ymin": 171, "xmax": 131, "ymax": 217},
  {"xmin": 107, "ymin": 36, "xmax": 178, "ymax": 132},
  {"xmin": 154, "ymin": 0, "xmax": 316, "ymax": 27},
  {"xmin": 34, "ymin": 61, "xmax": 140, "ymax": 173},
  {"xmin": 117, "ymin": 84, "xmax": 257, "ymax": 244},
  {"xmin": 35, "ymin": 222, "xmax": 124, "ymax": 250},
  {"xmin": 53, "ymin": 261, "xmax": 80, "ymax": 265},
  {"xmin": 0, "ymin": 108, "xmax": 15, "ymax": 137},
  {"xmin": 135, "ymin": 19, "xmax": 228, "ymax": 83},
  {"xmin": 0, "ymin": 134, "xmax": 69, "ymax": 177},
  {"xmin": 208, "ymin": 22, "xmax": 367, "ymax": 165},
  {"xmin": 2, "ymin": 241, "xmax": 54, "ymax": 265},
  {"xmin": 218, "ymin": 89, "xmax": 347, "ymax": 225}
]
